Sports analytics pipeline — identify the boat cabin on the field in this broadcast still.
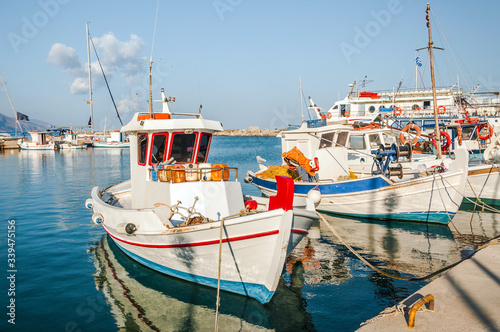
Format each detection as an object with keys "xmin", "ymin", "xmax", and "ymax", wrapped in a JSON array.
[{"xmin": 121, "ymin": 91, "xmax": 244, "ymax": 220}]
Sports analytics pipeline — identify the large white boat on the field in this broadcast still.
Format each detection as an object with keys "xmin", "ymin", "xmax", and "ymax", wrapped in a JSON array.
[
  {"xmin": 18, "ymin": 131, "xmax": 55, "ymax": 150},
  {"xmin": 86, "ymin": 89, "xmax": 318, "ymax": 303}
]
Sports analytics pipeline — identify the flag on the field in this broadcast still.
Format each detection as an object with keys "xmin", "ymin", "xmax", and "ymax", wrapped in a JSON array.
[
  {"xmin": 16, "ymin": 112, "xmax": 29, "ymax": 121},
  {"xmin": 415, "ymin": 56, "xmax": 422, "ymax": 67}
]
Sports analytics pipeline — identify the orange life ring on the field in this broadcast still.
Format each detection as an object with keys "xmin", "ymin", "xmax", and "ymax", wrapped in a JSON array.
[
  {"xmin": 437, "ymin": 105, "xmax": 446, "ymax": 115},
  {"xmin": 394, "ymin": 107, "xmax": 402, "ymax": 116},
  {"xmin": 327, "ymin": 112, "xmax": 332, "ymax": 119},
  {"xmin": 345, "ymin": 110, "xmax": 350, "ymax": 117},
  {"xmin": 477, "ymin": 123, "xmax": 493, "ymax": 140},
  {"xmin": 457, "ymin": 124, "xmax": 462, "ymax": 146},
  {"xmin": 399, "ymin": 123, "xmax": 421, "ymax": 145},
  {"xmin": 432, "ymin": 131, "xmax": 451, "ymax": 151}
]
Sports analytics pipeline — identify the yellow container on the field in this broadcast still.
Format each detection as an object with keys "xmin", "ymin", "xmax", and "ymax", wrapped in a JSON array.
[
  {"xmin": 158, "ymin": 165, "xmax": 186, "ymax": 183},
  {"xmin": 211, "ymin": 164, "xmax": 229, "ymax": 181}
]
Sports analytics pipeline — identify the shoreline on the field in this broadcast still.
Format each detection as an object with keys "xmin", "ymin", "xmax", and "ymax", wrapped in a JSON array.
[{"xmin": 214, "ymin": 128, "xmax": 279, "ymax": 137}]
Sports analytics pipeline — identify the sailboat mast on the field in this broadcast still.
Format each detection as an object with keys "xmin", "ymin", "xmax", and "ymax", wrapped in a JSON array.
[
  {"xmin": 86, "ymin": 22, "xmax": 94, "ymax": 134},
  {"xmin": 426, "ymin": 4, "xmax": 442, "ymax": 158},
  {"xmin": 0, "ymin": 72, "xmax": 22, "ymax": 135}
]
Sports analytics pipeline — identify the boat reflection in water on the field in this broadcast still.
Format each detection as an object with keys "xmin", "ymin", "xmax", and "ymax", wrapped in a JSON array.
[
  {"xmin": 91, "ymin": 235, "xmax": 315, "ymax": 331},
  {"xmin": 297, "ymin": 214, "xmax": 462, "ymax": 281}
]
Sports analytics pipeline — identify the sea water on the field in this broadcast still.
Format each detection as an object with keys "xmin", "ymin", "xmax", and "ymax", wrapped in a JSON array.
[{"xmin": 0, "ymin": 136, "xmax": 497, "ymax": 331}]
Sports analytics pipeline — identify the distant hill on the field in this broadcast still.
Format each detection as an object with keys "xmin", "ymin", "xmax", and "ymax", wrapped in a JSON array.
[{"xmin": 0, "ymin": 112, "xmax": 52, "ymax": 133}]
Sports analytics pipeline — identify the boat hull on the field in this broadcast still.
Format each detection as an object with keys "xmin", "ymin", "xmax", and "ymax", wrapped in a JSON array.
[
  {"xmin": 249, "ymin": 169, "xmax": 466, "ymax": 224},
  {"xmin": 90, "ymin": 185, "xmax": 316, "ymax": 303}
]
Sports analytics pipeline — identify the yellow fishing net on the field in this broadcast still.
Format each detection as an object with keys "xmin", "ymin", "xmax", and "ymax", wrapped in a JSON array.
[{"xmin": 255, "ymin": 165, "xmax": 301, "ymax": 181}]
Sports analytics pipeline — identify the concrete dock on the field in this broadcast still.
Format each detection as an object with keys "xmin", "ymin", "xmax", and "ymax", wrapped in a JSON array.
[{"xmin": 357, "ymin": 243, "xmax": 500, "ymax": 331}]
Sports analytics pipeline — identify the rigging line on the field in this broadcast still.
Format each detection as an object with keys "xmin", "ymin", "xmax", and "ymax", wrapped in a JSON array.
[
  {"xmin": 89, "ymin": 37, "xmax": 123, "ymax": 126},
  {"xmin": 431, "ymin": 9, "xmax": 474, "ymax": 92},
  {"xmin": 150, "ymin": 0, "xmax": 160, "ymax": 64}
]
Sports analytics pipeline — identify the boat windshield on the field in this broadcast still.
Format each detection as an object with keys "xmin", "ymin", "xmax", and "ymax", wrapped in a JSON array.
[
  {"xmin": 150, "ymin": 133, "xmax": 168, "ymax": 165},
  {"xmin": 196, "ymin": 134, "xmax": 211, "ymax": 163},
  {"xmin": 170, "ymin": 133, "xmax": 197, "ymax": 163}
]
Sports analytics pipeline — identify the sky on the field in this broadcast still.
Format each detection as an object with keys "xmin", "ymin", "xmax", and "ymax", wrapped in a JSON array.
[{"xmin": 1, "ymin": 0, "xmax": 500, "ymax": 130}]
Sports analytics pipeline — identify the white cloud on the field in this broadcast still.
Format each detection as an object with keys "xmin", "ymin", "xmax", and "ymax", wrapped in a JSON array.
[
  {"xmin": 47, "ymin": 43, "xmax": 84, "ymax": 76},
  {"xmin": 48, "ymin": 33, "xmax": 147, "ymax": 95},
  {"xmin": 70, "ymin": 77, "xmax": 88, "ymax": 95}
]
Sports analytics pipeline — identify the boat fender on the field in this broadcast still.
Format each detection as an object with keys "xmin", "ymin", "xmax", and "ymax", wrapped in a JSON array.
[
  {"xmin": 85, "ymin": 198, "xmax": 94, "ymax": 209},
  {"xmin": 245, "ymin": 200, "xmax": 258, "ymax": 210},
  {"xmin": 92, "ymin": 213, "xmax": 103, "ymax": 224},
  {"xmin": 244, "ymin": 176, "xmax": 253, "ymax": 183},
  {"xmin": 307, "ymin": 188, "xmax": 321, "ymax": 206}
]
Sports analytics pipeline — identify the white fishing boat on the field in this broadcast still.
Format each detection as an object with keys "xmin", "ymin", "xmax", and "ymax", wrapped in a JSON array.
[
  {"xmin": 85, "ymin": 89, "xmax": 318, "ymax": 303},
  {"xmin": 58, "ymin": 131, "xmax": 87, "ymax": 149},
  {"xmin": 92, "ymin": 130, "xmax": 130, "ymax": 148},
  {"xmin": 18, "ymin": 131, "xmax": 55, "ymax": 150}
]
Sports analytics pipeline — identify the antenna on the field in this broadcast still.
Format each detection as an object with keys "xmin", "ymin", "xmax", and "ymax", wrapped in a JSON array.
[
  {"xmin": 149, "ymin": 0, "xmax": 160, "ymax": 114},
  {"xmin": 359, "ymin": 76, "xmax": 373, "ymax": 90}
]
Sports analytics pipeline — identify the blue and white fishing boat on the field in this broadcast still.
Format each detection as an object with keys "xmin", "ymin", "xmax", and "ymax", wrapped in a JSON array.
[
  {"xmin": 86, "ymin": 89, "xmax": 318, "ymax": 303},
  {"xmin": 247, "ymin": 125, "xmax": 468, "ymax": 224}
]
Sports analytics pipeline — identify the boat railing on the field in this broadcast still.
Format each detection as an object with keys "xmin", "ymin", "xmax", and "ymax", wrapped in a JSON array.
[{"xmin": 149, "ymin": 165, "xmax": 239, "ymax": 183}]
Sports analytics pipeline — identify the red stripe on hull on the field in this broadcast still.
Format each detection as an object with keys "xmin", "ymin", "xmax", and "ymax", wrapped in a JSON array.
[
  {"xmin": 103, "ymin": 225, "xmax": 308, "ymax": 248},
  {"xmin": 103, "ymin": 225, "xmax": 281, "ymax": 248}
]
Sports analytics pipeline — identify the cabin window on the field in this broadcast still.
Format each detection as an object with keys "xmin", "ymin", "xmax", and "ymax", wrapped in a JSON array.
[
  {"xmin": 319, "ymin": 132, "xmax": 335, "ymax": 148},
  {"xmin": 368, "ymin": 134, "xmax": 381, "ymax": 148},
  {"xmin": 336, "ymin": 131, "xmax": 348, "ymax": 147},
  {"xmin": 170, "ymin": 133, "xmax": 197, "ymax": 163},
  {"xmin": 137, "ymin": 133, "xmax": 148, "ymax": 166},
  {"xmin": 369, "ymin": 106, "xmax": 376, "ymax": 113},
  {"xmin": 423, "ymin": 101, "xmax": 431, "ymax": 109},
  {"xmin": 150, "ymin": 133, "xmax": 168, "ymax": 165},
  {"xmin": 196, "ymin": 133, "xmax": 212, "ymax": 163},
  {"xmin": 349, "ymin": 135, "xmax": 366, "ymax": 150},
  {"xmin": 462, "ymin": 126, "xmax": 476, "ymax": 140},
  {"xmin": 412, "ymin": 104, "xmax": 420, "ymax": 110},
  {"xmin": 332, "ymin": 105, "xmax": 338, "ymax": 110}
]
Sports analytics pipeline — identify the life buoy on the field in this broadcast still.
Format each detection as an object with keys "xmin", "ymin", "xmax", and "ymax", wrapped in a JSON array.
[
  {"xmin": 394, "ymin": 107, "xmax": 402, "ymax": 116},
  {"xmin": 477, "ymin": 123, "xmax": 493, "ymax": 140},
  {"xmin": 437, "ymin": 105, "xmax": 446, "ymax": 115},
  {"xmin": 327, "ymin": 112, "xmax": 332, "ymax": 119},
  {"xmin": 457, "ymin": 124, "xmax": 462, "ymax": 146},
  {"xmin": 400, "ymin": 123, "xmax": 421, "ymax": 145},
  {"xmin": 432, "ymin": 131, "xmax": 451, "ymax": 151},
  {"xmin": 345, "ymin": 110, "xmax": 350, "ymax": 117}
]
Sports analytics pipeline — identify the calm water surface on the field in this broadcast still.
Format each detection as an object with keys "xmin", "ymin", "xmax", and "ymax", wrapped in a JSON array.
[{"xmin": 1, "ymin": 137, "xmax": 498, "ymax": 331}]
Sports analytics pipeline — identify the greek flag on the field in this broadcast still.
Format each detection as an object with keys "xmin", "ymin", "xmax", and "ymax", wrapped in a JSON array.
[{"xmin": 415, "ymin": 56, "xmax": 423, "ymax": 67}]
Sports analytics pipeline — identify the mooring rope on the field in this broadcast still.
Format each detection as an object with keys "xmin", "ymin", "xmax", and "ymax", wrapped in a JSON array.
[
  {"xmin": 213, "ymin": 209, "xmax": 258, "ymax": 331},
  {"xmin": 317, "ymin": 212, "xmax": 499, "ymax": 282}
]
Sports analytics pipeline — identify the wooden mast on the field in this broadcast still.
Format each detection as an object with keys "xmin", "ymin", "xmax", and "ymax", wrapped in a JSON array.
[{"xmin": 426, "ymin": 3, "xmax": 442, "ymax": 158}]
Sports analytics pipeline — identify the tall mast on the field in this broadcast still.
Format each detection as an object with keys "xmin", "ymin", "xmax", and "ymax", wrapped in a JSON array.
[
  {"xmin": 426, "ymin": 4, "xmax": 442, "ymax": 158},
  {"xmin": 299, "ymin": 76, "xmax": 304, "ymax": 123},
  {"xmin": 0, "ymin": 72, "xmax": 22, "ymax": 135},
  {"xmin": 86, "ymin": 22, "xmax": 94, "ymax": 134}
]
